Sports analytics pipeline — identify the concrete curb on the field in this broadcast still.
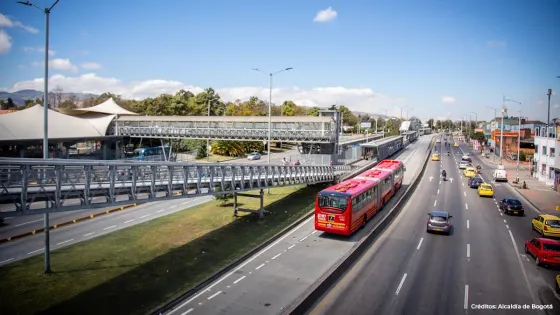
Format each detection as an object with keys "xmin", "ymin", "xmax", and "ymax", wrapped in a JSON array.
[
  {"xmin": 150, "ymin": 139, "xmax": 425, "ymax": 315},
  {"xmin": 0, "ymin": 202, "xmax": 141, "ymax": 244},
  {"xmin": 281, "ymin": 136, "xmax": 435, "ymax": 315}
]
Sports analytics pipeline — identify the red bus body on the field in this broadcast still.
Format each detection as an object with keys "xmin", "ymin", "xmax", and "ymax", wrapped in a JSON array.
[{"xmin": 314, "ymin": 159, "xmax": 405, "ymax": 236}]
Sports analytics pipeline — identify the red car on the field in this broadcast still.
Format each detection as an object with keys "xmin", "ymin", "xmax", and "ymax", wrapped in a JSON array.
[{"xmin": 524, "ymin": 238, "xmax": 560, "ymax": 267}]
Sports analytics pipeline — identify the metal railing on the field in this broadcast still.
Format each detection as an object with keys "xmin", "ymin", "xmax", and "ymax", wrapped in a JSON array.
[{"xmin": 0, "ymin": 159, "xmax": 347, "ymax": 216}]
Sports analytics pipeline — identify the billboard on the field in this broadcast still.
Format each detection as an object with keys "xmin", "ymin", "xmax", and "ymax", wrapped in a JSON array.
[{"xmin": 360, "ymin": 122, "xmax": 371, "ymax": 128}]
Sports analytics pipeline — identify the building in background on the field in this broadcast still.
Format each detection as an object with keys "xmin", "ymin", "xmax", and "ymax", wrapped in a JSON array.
[{"xmin": 532, "ymin": 125, "xmax": 557, "ymax": 188}]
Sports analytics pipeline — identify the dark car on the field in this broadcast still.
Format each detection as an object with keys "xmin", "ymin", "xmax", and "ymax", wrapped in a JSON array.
[
  {"xmin": 426, "ymin": 211, "xmax": 453, "ymax": 235},
  {"xmin": 500, "ymin": 198, "xmax": 524, "ymax": 216},
  {"xmin": 468, "ymin": 177, "xmax": 483, "ymax": 188}
]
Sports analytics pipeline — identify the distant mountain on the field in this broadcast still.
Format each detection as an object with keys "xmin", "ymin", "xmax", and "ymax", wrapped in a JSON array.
[{"xmin": 0, "ymin": 89, "xmax": 99, "ymax": 105}]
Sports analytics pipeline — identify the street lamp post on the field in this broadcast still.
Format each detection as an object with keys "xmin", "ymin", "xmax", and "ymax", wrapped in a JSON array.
[
  {"xmin": 252, "ymin": 67, "xmax": 293, "ymax": 184},
  {"xmin": 468, "ymin": 111, "xmax": 478, "ymax": 134},
  {"xmin": 501, "ymin": 96, "xmax": 521, "ymax": 165},
  {"xmin": 18, "ymin": 0, "xmax": 60, "ymax": 275}
]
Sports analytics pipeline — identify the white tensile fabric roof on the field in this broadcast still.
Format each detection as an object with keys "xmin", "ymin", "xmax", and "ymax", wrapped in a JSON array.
[
  {"xmin": 73, "ymin": 98, "xmax": 138, "ymax": 116},
  {"xmin": 0, "ymin": 105, "xmax": 115, "ymax": 141}
]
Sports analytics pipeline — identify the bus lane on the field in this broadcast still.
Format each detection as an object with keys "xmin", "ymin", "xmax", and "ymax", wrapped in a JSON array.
[{"xmin": 165, "ymin": 136, "xmax": 435, "ymax": 315}]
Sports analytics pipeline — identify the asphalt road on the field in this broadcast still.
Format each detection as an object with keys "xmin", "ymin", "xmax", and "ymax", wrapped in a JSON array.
[
  {"xmin": 0, "ymin": 195, "xmax": 212, "ymax": 265},
  {"xmin": 308, "ymin": 137, "xmax": 557, "ymax": 315},
  {"xmin": 164, "ymin": 135, "xmax": 435, "ymax": 315}
]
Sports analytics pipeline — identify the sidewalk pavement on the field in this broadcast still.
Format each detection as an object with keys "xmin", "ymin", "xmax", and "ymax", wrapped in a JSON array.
[{"xmin": 466, "ymin": 146, "xmax": 560, "ymax": 216}]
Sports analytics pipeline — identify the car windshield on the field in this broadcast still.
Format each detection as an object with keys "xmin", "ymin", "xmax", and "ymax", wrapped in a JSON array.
[
  {"xmin": 318, "ymin": 194, "xmax": 348, "ymax": 212},
  {"xmin": 545, "ymin": 220, "xmax": 560, "ymax": 228},
  {"xmin": 543, "ymin": 243, "xmax": 560, "ymax": 251},
  {"xmin": 430, "ymin": 215, "xmax": 447, "ymax": 222},
  {"xmin": 508, "ymin": 200, "xmax": 522, "ymax": 205},
  {"xmin": 481, "ymin": 185, "xmax": 492, "ymax": 190}
]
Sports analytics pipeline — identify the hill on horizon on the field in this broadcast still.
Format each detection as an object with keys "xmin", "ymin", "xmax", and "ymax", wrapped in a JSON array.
[{"xmin": 0, "ymin": 89, "xmax": 99, "ymax": 105}]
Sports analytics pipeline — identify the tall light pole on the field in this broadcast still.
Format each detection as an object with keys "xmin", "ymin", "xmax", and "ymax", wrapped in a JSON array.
[
  {"xmin": 468, "ymin": 111, "xmax": 478, "ymax": 134},
  {"xmin": 486, "ymin": 106, "xmax": 499, "ymax": 162},
  {"xmin": 501, "ymin": 96, "xmax": 521, "ymax": 165},
  {"xmin": 252, "ymin": 67, "xmax": 293, "ymax": 167},
  {"xmin": 18, "ymin": 0, "xmax": 60, "ymax": 275},
  {"xmin": 516, "ymin": 110, "xmax": 522, "ymax": 183}
]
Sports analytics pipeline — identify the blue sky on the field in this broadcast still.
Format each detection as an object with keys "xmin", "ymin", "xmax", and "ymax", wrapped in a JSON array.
[{"xmin": 0, "ymin": 0, "xmax": 559, "ymax": 122}]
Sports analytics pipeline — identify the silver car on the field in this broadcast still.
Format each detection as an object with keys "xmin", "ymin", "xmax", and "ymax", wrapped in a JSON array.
[
  {"xmin": 247, "ymin": 152, "xmax": 261, "ymax": 160},
  {"xmin": 426, "ymin": 211, "xmax": 452, "ymax": 235}
]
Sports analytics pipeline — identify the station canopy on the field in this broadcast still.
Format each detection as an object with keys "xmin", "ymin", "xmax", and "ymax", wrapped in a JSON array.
[
  {"xmin": 0, "ymin": 105, "xmax": 115, "ymax": 141},
  {"xmin": 59, "ymin": 98, "xmax": 138, "ymax": 116}
]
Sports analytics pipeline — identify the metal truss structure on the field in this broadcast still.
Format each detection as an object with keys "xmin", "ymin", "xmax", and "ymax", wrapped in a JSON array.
[
  {"xmin": 0, "ymin": 159, "xmax": 352, "ymax": 217},
  {"xmin": 115, "ymin": 115, "xmax": 336, "ymax": 143}
]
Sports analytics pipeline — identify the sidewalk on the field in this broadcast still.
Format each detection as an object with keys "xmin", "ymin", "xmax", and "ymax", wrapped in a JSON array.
[{"xmin": 467, "ymin": 146, "xmax": 560, "ymax": 215}]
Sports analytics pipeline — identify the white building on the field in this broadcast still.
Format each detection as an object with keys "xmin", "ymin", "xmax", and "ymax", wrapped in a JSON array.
[{"xmin": 532, "ymin": 125, "xmax": 557, "ymax": 187}]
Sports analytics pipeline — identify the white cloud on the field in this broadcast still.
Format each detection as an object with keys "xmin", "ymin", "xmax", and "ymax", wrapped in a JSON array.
[
  {"xmin": 0, "ymin": 29, "xmax": 12, "ymax": 54},
  {"xmin": 554, "ymin": 104, "xmax": 559, "ymax": 109},
  {"xmin": 6, "ymin": 73, "xmax": 407, "ymax": 115},
  {"xmin": 0, "ymin": 13, "xmax": 38, "ymax": 34},
  {"xmin": 80, "ymin": 62, "xmax": 101, "ymax": 70},
  {"xmin": 487, "ymin": 40, "xmax": 507, "ymax": 48},
  {"xmin": 23, "ymin": 46, "xmax": 55, "ymax": 56},
  {"xmin": 32, "ymin": 58, "xmax": 78, "ymax": 72},
  {"xmin": 313, "ymin": 7, "xmax": 338, "ymax": 23},
  {"xmin": 441, "ymin": 96, "xmax": 455, "ymax": 103}
]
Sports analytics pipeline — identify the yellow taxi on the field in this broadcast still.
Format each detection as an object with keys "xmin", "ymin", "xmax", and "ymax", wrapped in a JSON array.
[
  {"xmin": 463, "ymin": 167, "xmax": 477, "ymax": 178},
  {"xmin": 454, "ymin": 143, "xmax": 459, "ymax": 147},
  {"xmin": 477, "ymin": 183, "xmax": 494, "ymax": 197},
  {"xmin": 531, "ymin": 214, "xmax": 560, "ymax": 238},
  {"xmin": 431, "ymin": 153, "xmax": 440, "ymax": 161}
]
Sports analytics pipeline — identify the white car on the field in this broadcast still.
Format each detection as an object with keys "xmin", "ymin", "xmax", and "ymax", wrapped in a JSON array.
[
  {"xmin": 247, "ymin": 152, "xmax": 261, "ymax": 160},
  {"xmin": 459, "ymin": 161, "xmax": 469, "ymax": 169}
]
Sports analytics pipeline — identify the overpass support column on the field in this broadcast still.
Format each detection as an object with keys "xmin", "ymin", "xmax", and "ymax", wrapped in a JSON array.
[
  {"xmin": 232, "ymin": 190, "xmax": 266, "ymax": 219},
  {"xmin": 102, "ymin": 142, "xmax": 108, "ymax": 160}
]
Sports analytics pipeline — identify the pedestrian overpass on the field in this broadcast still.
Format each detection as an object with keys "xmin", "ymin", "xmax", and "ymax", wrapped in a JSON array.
[{"xmin": 0, "ymin": 158, "xmax": 354, "ymax": 218}]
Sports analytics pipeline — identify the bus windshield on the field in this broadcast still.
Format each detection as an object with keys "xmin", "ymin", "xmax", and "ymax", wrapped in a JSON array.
[{"xmin": 318, "ymin": 194, "xmax": 348, "ymax": 212}]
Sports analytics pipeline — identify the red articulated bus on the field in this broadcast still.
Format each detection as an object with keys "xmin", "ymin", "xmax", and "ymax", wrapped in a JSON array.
[{"xmin": 315, "ymin": 159, "xmax": 405, "ymax": 236}]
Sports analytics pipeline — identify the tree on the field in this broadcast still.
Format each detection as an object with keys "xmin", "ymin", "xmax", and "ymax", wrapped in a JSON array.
[
  {"xmin": 49, "ymin": 86, "xmax": 63, "ymax": 108},
  {"xmin": 59, "ymin": 99, "xmax": 76, "ymax": 109},
  {"xmin": 427, "ymin": 119, "xmax": 434, "ymax": 129},
  {"xmin": 6, "ymin": 98, "xmax": 15, "ymax": 109},
  {"xmin": 338, "ymin": 105, "xmax": 358, "ymax": 127},
  {"xmin": 308, "ymin": 106, "xmax": 320, "ymax": 116},
  {"xmin": 214, "ymin": 185, "xmax": 234, "ymax": 205},
  {"xmin": 470, "ymin": 131, "xmax": 485, "ymax": 143}
]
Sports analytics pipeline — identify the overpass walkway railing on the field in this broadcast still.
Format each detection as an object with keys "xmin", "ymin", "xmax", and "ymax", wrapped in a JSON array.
[{"xmin": 0, "ymin": 159, "xmax": 352, "ymax": 217}]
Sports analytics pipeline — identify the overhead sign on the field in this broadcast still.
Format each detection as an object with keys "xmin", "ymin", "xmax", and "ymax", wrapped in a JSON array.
[{"xmin": 360, "ymin": 122, "xmax": 371, "ymax": 128}]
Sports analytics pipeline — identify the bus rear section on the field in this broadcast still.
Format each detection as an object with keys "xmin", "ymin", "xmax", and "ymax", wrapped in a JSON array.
[
  {"xmin": 315, "ymin": 191, "xmax": 352, "ymax": 235},
  {"xmin": 373, "ymin": 159, "xmax": 405, "ymax": 191}
]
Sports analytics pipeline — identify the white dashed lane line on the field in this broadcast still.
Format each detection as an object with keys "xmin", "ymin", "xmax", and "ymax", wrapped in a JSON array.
[
  {"xmin": 417, "ymin": 238, "xmax": 424, "ymax": 250},
  {"xmin": 465, "ymin": 203, "xmax": 468, "ymax": 210},
  {"xmin": 103, "ymin": 225, "xmax": 116, "ymax": 231},
  {"xmin": 434, "ymin": 200, "xmax": 438, "ymax": 207},
  {"xmin": 255, "ymin": 263, "xmax": 265, "ymax": 270},
  {"xmin": 288, "ymin": 244, "xmax": 296, "ymax": 250},
  {"xmin": 271, "ymin": 253, "xmax": 282, "ymax": 260},
  {"xmin": 464, "ymin": 285, "xmax": 469, "ymax": 309},
  {"xmin": 207, "ymin": 291, "xmax": 222, "ymax": 300},
  {"xmin": 467, "ymin": 244, "xmax": 471, "ymax": 258},
  {"xmin": 180, "ymin": 308, "xmax": 194, "ymax": 315},
  {"xmin": 140, "ymin": 214, "xmax": 150, "ymax": 219},
  {"xmin": 395, "ymin": 273, "xmax": 408, "ymax": 295},
  {"xmin": 157, "ymin": 209, "xmax": 165, "ymax": 213},
  {"xmin": 84, "ymin": 232, "xmax": 95, "ymax": 237},
  {"xmin": 57, "ymin": 239, "xmax": 73, "ymax": 246},
  {"xmin": 0, "ymin": 258, "xmax": 14, "ymax": 264},
  {"xmin": 300, "ymin": 236, "xmax": 308, "ymax": 242},
  {"xmin": 27, "ymin": 248, "xmax": 44, "ymax": 255},
  {"xmin": 233, "ymin": 276, "xmax": 246, "ymax": 284},
  {"xmin": 464, "ymin": 191, "xmax": 466, "ymax": 197},
  {"xmin": 467, "ymin": 220, "xmax": 470, "ymax": 229},
  {"xmin": 124, "ymin": 219, "xmax": 135, "ymax": 224}
]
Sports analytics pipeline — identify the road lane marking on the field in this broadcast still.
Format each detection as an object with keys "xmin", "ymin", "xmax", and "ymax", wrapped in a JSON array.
[
  {"xmin": 288, "ymin": 244, "xmax": 296, "ymax": 250},
  {"xmin": 233, "ymin": 276, "xmax": 246, "ymax": 284},
  {"xmin": 0, "ymin": 258, "xmax": 14, "ymax": 264},
  {"xmin": 500, "ymin": 213, "xmax": 503, "ymax": 216},
  {"xmin": 507, "ymin": 230, "xmax": 538, "ymax": 304},
  {"xmin": 464, "ymin": 191, "xmax": 466, "ymax": 197},
  {"xmin": 439, "ymin": 180, "xmax": 441, "ymax": 185},
  {"xmin": 169, "ymin": 205, "xmax": 177, "ymax": 209},
  {"xmin": 207, "ymin": 291, "xmax": 222, "ymax": 300},
  {"xmin": 15, "ymin": 218, "xmax": 43, "ymax": 227},
  {"xmin": 271, "ymin": 253, "xmax": 282, "ymax": 260},
  {"xmin": 503, "ymin": 219, "xmax": 507, "ymax": 223},
  {"xmin": 467, "ymin": 244, "xmax": 470, "ymax": 258},
  {"xmin": 182, "ymin": 202, "xmax": 189, "ymax": 205},
  {"xmin": 462, "ymin": 182, "xmax": 464, "ymax": 186},
  {"xmin": 157, "ymin": 209, "xmax": 165, "ymax": 213},
  {"xmin": 465, "ymin": 203, "xmax": 468, "ymax": 210},
  {"xmin": 180, "ymin": 309, "xmax": 194, "ymax": 315},
  {"xmin": 83, "ymin": 232, "xmax": 95, "ymax": 237},
  {"xmin": 166, "ymin": 215, "xmax": 314, "ymax": 314},
  {"xmin": 437, "ymin": 189, "xmax": 440, "ymax": 194},
  {"xmin": 140, "ymin": 214, "xmax": 150, "ymax": 219},
  {"xmin": 57, "ymin": 239, "xmax": 74, "ymax": 246},
  {"xmin": 27, "ymin": 248, "xmax": 44, "ymax": 255},
  {"xmin": 124, "ymin": 219, "xmax": 135, "ymax": 224},
  {"xmin": 434, "ymin": 200, "xmax": 437, "ymax": 207},
  {"xmin": 103, "ymin": 225, "xmax": 116, "ymax": 231},
  {"xmin": 467, "ymin": 220, "xmax": 470, "ymax": 229},
  {"xmin": 299, "ymin": 236, "xmax": 308, "ymax": 242},
  {"xmin": 417, "ymin": 238, "xmax": 424, "ymax": 250},
  {"xmin": 464, "ymin": 285, "xmax": 469, "ymax": 309},
  {"xmin": 311, "ymin": 230, "xmax": 317, "ymax": 234},
  {"xmin": 395, "ymin": 273, "xmax": 407, "ymax": 295},
  {"xmin": 506, "ymin": 225, "xmax": 510, "ymax": 229},
  {"xmin": 255, "ymin": 263, "xmax": 265, "ymax": 270}
]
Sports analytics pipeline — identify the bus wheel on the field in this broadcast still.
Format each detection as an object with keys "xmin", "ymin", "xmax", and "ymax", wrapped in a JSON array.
[{"xmin": 361, "ymin": 215, "xmax": 367, "ymax": 229}]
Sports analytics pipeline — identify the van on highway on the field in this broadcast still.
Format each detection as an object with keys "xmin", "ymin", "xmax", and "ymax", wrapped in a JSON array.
[{"xmin": 493, "ymin": 165, "xmax": 508, "ymax": 182}]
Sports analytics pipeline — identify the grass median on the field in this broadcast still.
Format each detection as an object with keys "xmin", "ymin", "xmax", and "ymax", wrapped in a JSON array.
[{"xmin": 0, "ymin": 185, "xmax": 321, "ymax": 315}]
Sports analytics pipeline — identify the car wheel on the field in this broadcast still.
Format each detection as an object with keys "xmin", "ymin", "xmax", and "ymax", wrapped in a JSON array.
[{"xmin": 524, "ymin": 245, "xmax": 529, "ymax": 254}]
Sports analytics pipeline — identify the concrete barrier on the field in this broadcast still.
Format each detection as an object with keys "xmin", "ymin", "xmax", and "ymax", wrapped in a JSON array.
[
  {"xmin": 282, "ymin": 137, "xmax": 436, "ymax": 315},
  {"xmin": 0, "ymin": 203, "xmax": 140, "ymax": 244}
]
